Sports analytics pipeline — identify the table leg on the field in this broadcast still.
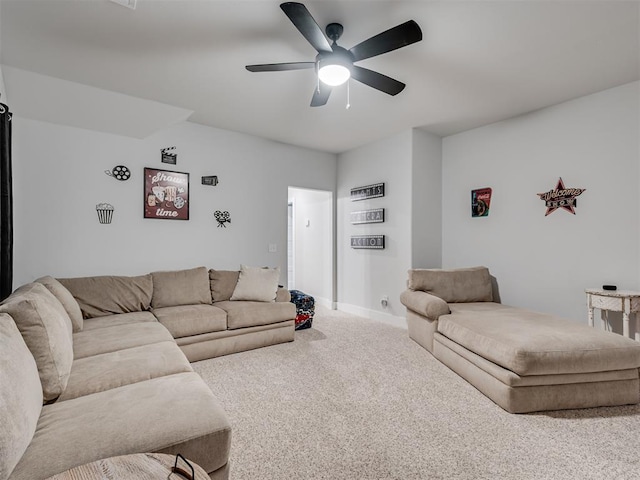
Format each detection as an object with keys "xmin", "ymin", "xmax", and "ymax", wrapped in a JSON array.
[
  {"xmin": 635, "ymin": 313, "xmax": 640, "ymax": 342},
  {"xmin": 623, "ymin": 311, "xmax": 630, "ymax": 339},
  {"xmin": 623, "ymin": 298, "xmax": 630, "ymax": 338},
  {"xmin": 600, "ymin": 309, "xmax": 608, "ymax": 331},
  {"xmin": 588, "ymin": 305, "xmax": 594, "ymax": 327}
]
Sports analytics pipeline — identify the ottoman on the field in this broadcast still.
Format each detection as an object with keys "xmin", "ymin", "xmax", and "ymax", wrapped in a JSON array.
[{"xmin": 289, "ymin": 290, "xmax": 315, "ymax": 330}]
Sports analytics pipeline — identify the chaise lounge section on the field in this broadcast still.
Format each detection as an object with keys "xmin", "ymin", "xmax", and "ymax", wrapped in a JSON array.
[{"xmin": 401, "ymin": 266, "xmax": 640, "ymax": 413}]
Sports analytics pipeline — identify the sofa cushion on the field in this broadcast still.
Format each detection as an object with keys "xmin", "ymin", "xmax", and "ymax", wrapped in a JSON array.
[
  {"xmin": 72, "ymin": 322, "xmax": 173, "ymax": 359},
  {"xmin": 35, "ymin": 276, "xmax": 83, "ymax": 332},
  {"xmin": 407, "ymin": 266, "xmax": 493, "ymax": 303},
  {"xmin": 152, "ymin": 304, "xmax": 227, "ymax": 338},
  {"xmin": 438, "ymin": 303, "xmax": 640, "ymax": 376},
  {"xmin": 0, "ymin": 314, "xmax": 43, "ymax": 480},
  {"xmin": 151, "ymin": 267, "xmax": 211, "ymax": 308},
  {"xmin": 230, "ymin": 265, "xmax": 280, "ymax": 302},
  {"xmin": 215, "ymin": 300, "xmax": 295, "ymax": 330},
  {"xmin": 59, "ymin": 341, "xmax": 192, "ymax": 401},
  {"xmin": 82, "ymin": 311, "xmax": 158, "ymax": 331},
  {"xmin": 209, "ymin": 270, "xmax": 240, "ymax": 302},
  {"xmin": 0, "ymin": 283, "xmax": 73, "ymax": 403},
  {"xmin": 58, "ymin": 275, "xmax": 153, "ymax": 318},
  {"xmin": 9, "ymin": 373, "xmax": 232, "ymax": 480}
]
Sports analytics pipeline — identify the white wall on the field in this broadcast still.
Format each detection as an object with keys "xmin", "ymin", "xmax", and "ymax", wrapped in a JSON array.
[
  {"xmin": 442, "ymin": 81, "xmax": 640, "ymax": 323},
  {"xmin": 0, "ymin": 2, "xmax": 6, "ymax": 101},
  {"xmin": 337, "ymin": 130, "xmax": 413, "ymax": 324},
  {"xmin": 12, "ymin": 117, "xmax": 336, "ymax": 286},
  {"xmin": 288, "ymin": 187, "xmax": 333, "ymax": 307},
  {"xmin": 411, "ymin": 129, "xmax": 443, "ymax": 268}
]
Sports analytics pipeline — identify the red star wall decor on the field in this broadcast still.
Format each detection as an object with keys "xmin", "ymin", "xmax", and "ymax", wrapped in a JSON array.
[{"xmin": 537, "ymin": 177, "xmax": 586, "ymax": 216}]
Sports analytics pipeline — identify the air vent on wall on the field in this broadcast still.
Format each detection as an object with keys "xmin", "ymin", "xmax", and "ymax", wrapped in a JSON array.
[{"xmin": 109, "ymin": 0, "xmax": 137, "ymax": 10}]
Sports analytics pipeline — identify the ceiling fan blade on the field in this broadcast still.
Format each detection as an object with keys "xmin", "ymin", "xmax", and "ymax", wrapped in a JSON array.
[
  {"xmin": 351, "ymin": 66, "xmax": 405, "ymax": 96},
  {"xmin": 280, "ymin": 2, "xmax": 332, "ymax": 54},
  {"xmin": 310, "ymin": 83, "xmax": 331, "ymax": 107},
  {"xmin": 246, "ymin": 62, "xmax": 315, "ymax": 72},
  {"xmin": 349, "ymin": 20, "xmax": 422, "ymax": 62}
]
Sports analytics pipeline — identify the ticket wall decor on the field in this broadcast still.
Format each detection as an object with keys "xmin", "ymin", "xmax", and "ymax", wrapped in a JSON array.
[
  {"xmin": 351, "ymin": 183, "xmax": 385, "ymax": 201},
  {"xmin": 144, "ymin": 168, "xmax": 189, "ymax": 220}
]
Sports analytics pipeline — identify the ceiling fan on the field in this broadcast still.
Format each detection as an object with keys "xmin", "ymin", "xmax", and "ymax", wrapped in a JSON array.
[{"xmin": 246, "ymin": 2, "xmax": 423, "ymax": 107}]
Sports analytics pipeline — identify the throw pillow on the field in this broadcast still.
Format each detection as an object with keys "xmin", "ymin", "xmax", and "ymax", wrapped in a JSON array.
[
  {"xmin": 230, "ymin": 265, "xmax": 280, "ymax": 302},
  {"xmin": 35, "ymin": 275, "xmax": 83, "ymax": 332},
  {"xmin": 0, "ymin": 314, "xmax": 43, "ymax": 480},
  {"xmin": 209, "ymin": 270, "xmax": 241, "ymax": 302},
  {"xmin": 0, "ymin": 283, "xmax": 74, "ymax": 403}
]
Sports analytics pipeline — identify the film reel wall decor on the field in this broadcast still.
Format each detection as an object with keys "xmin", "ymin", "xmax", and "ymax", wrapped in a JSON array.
[{"xmin": 105, "ymin": 165, "xmax": 131, "ymax": 181}]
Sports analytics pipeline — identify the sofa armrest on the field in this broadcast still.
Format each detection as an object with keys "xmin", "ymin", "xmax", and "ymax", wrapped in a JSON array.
[
  {"xmin": 400, "ymin": 290, "xmax": 450, "ymax": 321},
  {"xmin": 275, "ymin": 287, "xmax": 291, "ymax": 303}
]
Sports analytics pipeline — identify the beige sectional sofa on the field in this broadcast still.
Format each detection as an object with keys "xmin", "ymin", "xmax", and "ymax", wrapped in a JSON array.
[
  {"xmin": 401, "ymin": 266, "xmax": 640, "ymax": 413},
  {"xmin": 58, "ymin": 266, "xmax": 296, "ymax": 362},
  {"xmin": 0, "ymin": 265, "xmax": 296, "ymax": 480}
]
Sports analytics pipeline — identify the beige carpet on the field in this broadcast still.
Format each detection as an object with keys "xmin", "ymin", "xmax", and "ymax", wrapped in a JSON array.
[{"xmin": 192, "ymin": 307, "xmax": 640, "ymax": 480}]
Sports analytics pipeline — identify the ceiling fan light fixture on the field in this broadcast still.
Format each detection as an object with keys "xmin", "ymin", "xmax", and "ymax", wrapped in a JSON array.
[{"xmin": 318, "ymin": 63, "xmax": 351, "ymax": 86}]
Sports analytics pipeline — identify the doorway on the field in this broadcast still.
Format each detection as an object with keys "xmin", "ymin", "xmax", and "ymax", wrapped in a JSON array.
[{"xmin": 287, "ymin": 187, "xmax": 334, "ymax": 309}]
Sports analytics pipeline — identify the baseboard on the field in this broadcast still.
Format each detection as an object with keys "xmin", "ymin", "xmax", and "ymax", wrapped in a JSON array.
[
  {"xmin": 336, "ymin": 302, "xmax": 407, "ymax": 329},
  {"xmin": 313, "ymin": 296, "xmax": 333, "ymax": 309}
]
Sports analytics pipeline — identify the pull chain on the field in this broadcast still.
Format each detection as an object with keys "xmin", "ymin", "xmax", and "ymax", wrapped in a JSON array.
[{"xmin": 346, "ymin": 78, "xmax": 351, "ymax": 109}]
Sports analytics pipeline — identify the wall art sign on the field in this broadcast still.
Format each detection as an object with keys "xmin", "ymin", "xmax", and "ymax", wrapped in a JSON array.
[
  {"xmin": 351, "ymin": 235, "xmax": 385, "ymax": 249},
  {"xmin": 471, "ymin": 188, "xmax": 492, "ymax": 217},
  {"xmin": 96, "ymin": 203, "xmax": 114, "ymax": 224},
  {"xmin": 351, "ymin": 183, "xmax": 385, "ymax": 201},
  {"xmin": 351, "ymin": 208, "xmax": 385, "ymax": 224},
  {"xmin": 537, "ymin": 177, "xmax": 585, "ymax": 216},
  {"xmin": 161, "ymin": 147, "xmax": 177, "ymax": 165},
  {"xmin": 214, "ymin": 210, "xmax": 231, "ymax": 227},
  {"xmin": 104, "ymin": 165, "xmax": 131, "ymax": 181},
  {"xmin": 144, "ymin": 168, "xmax": 189, "ymax": 220},
  {"xmin": 202, "ymin": 175, "xmax": 218, "ymax": 186}
]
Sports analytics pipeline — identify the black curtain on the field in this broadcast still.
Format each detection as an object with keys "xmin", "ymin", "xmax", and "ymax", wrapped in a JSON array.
[{"xmin": 0, "ymin": 101, "xmax": 12, "ymax": 301}]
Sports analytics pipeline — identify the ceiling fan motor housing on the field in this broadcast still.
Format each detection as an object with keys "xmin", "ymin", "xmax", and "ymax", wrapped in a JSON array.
[{"xmin": 316, "ymin": 46, "xmax": 354, "ymax": 72}]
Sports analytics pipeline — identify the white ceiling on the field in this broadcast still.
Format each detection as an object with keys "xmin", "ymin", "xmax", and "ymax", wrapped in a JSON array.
[{"xmin": 1, "ymin": 0, "xmax": 638, "ymax": 153}]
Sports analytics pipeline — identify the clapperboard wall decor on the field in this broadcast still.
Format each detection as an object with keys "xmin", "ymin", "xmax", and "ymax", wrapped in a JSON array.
[
  {"xmin": 351, "ymin": 235, "xmax": 385, "ymax": 249},
  {"xmin": 350, "ymin": 208, "xmax": 385, "ymax": 225},
  {"xmin": 161, "ymin": 147, "xmax": 177, "ymax": 165},
  {"xmin": 351, "ymin": 183, "xmax": 385, "ymax": 201}
]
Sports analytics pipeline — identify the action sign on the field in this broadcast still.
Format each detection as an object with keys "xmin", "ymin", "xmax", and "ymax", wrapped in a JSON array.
[{"xmin": 351, "ymin": 235, "xmax": 385, "ymax": 249}]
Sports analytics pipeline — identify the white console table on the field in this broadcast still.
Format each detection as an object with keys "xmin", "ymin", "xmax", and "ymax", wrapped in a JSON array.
[{"xmin": 586, "ymin": 288, "xmax": 640, "ymax": 341}]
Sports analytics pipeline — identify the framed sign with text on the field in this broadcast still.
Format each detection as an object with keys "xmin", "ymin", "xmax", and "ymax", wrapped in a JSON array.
[
  {"xmin": 351, "ymin": 235, "xmax": 385, "ymax": 249},
  {"xmin": 144, "ymin": 168, "xmax": 189, "ymax": 220},
  {"xmin": 350, "ymin": 208, "xmax": 385, "ymax": 225},
  {"xmin": 351, "ymin": 183, "xmax": 385, "ymax": 201}
]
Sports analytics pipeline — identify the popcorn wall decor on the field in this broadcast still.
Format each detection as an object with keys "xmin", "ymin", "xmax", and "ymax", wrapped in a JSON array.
[{"xmin": 96, "ymin": 203, "xmax": 115, "ymax": 224}]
